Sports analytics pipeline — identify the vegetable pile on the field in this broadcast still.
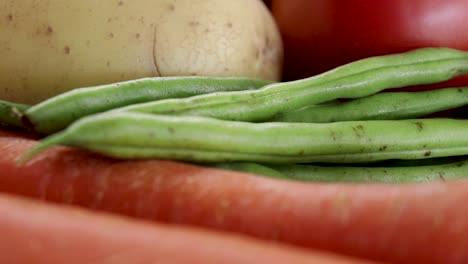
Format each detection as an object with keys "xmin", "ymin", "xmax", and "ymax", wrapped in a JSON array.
[{"xmin": 2, "ymin": 47, "xmax": 468, "ymax": 184}]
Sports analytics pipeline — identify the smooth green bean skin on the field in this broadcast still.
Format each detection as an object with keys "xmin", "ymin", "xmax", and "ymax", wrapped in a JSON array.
[
  {"xmin": 20, "ymin": 112, "xmax": 468, "ymax": 164},
  {"xmin": 266, "ymin": 160, "xmax": 468, "ymax": 183},
  {"xmin": 22, "ymin": 76, "xmax": 272, "ymax": 134},
  {"xmin": 0, "ymin": 100, "xmax": 30, "ymax": 129},
  {"xmin": 119, "ymin": 48, "xmax": 468, "ymax": 122},
  {"xmin": 272, "ymin": 87, "xmax": 468, "ymax": 123}
]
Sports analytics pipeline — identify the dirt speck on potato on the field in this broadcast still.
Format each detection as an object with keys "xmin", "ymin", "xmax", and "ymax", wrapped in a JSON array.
[
  {"xmin": 7, "ymin": 14, "xmax": 13, "ymax": 22},
  {"xmin": 255, "ymin": 48, "xmax": 260, "ymax": 59},
  {"xmin": 135, "ymin": 33, "xmax": 140, "ymax": 39},
  {"xmin": 118, "ymin": 1, "xmax": 124, "ymax": 6},
  {"xmin": 167, "ymin": 4, "xmax": 175, "ymax": 11},
  {"xmin": 226, "ymin": 22, "xmax": 233, "ymax": 28},
  {"xmin": 188, "ymin": 21, "xmax": 199, "ymax": 27},
  {"xmin": 64, "ymin": 46, "xmax": 71, "ymax": 54},
  {"xmin": 46, "ymin": 26, "xmax": 54, "ymax": 35}
]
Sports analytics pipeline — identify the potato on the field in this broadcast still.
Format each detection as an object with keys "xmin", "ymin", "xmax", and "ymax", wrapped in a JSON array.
[{"xmin": 0, "ymin": 0, "xmax": 282, "ymax": 103}]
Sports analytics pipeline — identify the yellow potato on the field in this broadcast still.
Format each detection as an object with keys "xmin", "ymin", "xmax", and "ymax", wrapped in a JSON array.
[{"xmin": 0, "ymin": 0, "xmax": 283, "ymax": 103}]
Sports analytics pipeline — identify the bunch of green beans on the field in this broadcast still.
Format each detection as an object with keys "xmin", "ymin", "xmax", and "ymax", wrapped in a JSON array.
[
  {"xmin": 3, "ymin": 47, "xmax": 468, "ymax": 135},
  {"xmin": 8, "ymin": 47, "xmax": 468, "ymax": 184}
]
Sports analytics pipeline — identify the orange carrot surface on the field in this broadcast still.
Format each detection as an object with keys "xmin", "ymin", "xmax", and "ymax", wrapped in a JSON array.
[
  {"xmin": 1, "ymin": 131, "xmax": 468, "ymax": 264},
  {"xmin": 0, "ymin": 193, "xmax": 375, "ymax": 264}
]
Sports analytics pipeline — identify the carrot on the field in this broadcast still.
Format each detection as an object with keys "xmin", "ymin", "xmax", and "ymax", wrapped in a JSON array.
[
  {"xmin": 1, "ymin": 132, "xmax": 468, "ymax": 264},
  {"xmin": 0, "ymin": 193, "xmax": 374, "ymax": 264}
]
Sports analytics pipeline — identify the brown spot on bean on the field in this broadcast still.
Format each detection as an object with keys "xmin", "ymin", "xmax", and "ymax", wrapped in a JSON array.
[
  {"xmin": 135, "ymin": 33, "xmax": 140, "ymax": 39},
  {"xmin": 414, "ymin": 121, "xmax": 423, "ymax": 131},
  {"xmin": 379, "ymin": 145, "xmax": 387, "ymax": 151},
  {"xmin": 64, "ymin": 46, "xmax": 71, "ymax": 54},
  {"xmin": 118, "ymin": 1, "xmax": 124, "ymax": 6},
  {"xmin": 352, "ymin": 125, "xmax": 365, "ymax": 138},
  {"xmin": 147, "ymin": 131, "xmax": 156, "ymax": 138},
  {"xmin": 109, "ymin": 32, "xmax": 114, "ymax": 38},
  {"xmin": 438, "ymin": 172, "xmax": 446, "ymax": 181},
  {"xmin": 424, "ymin": 151, "xmax": 431, "ymax": 157},
  {"xmin": 107, "ymin": 17, "xmax": 113, "ymax": 23},
  {"xmin": 191, "ymin": 72, "xmax": 197, "ymax": 76},
  {"xmin": 47, "ymin": 26, "xmax": 54, "ymax": 35},
  {"xmin": 168, "ymin": 4, "xmax": 175, "ymax": 11},
  {"xmin": 7, "ymin": 14, "xmax": 13, "ymax": 21},
  {"xmin": 298, "ymin": 150, "xmax": 305, "ymax": 155},
  {"xmin": 226, "ymin": 22, "xmax": 233, "ymax": 28},
  {"xmin": 168, "ymin": 127, "xmax": 175, "ymax": 134}
]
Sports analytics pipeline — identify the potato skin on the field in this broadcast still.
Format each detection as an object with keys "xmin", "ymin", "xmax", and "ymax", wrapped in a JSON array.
[{"xmin": 0, "ymin": 0, "xmax": 282, "ymax": 103}]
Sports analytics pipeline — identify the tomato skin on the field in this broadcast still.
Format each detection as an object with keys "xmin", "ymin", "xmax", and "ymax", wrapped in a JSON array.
[{"xmin": 272, "ymin": 0, "xmax": 468, "ymax": 82}]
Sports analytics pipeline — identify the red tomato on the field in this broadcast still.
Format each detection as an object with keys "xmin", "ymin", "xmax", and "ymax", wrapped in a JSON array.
[{"xmin": 272, "ymin": 0, "xmax": 468, "ymax": 83}]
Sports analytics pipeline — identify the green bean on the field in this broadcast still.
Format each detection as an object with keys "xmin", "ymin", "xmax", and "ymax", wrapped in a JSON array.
[
  {"xmin": 265, "ymin": 160, "xmax": 468, "ymax": 183},
  {"xmin": 118, "ymin": 48, "xmax": 468, "ymax": 122},
  {"xmin": 271, "ymin": 87, "xmax": 468, "ymax": 123},
  {"xmin": 20, "ymin": 112, "xmax": 468, "ymax": 164},
  {"xmin": 21, "ymin": 76, "xmax": 272, "ymax": 134},
  {"xmin": 213, "ymin": 160, "xmax": 468, "ymax": 183},
  {"xmin": 0, "ymin": 100, "xmax": 30, "ymax": 129}
]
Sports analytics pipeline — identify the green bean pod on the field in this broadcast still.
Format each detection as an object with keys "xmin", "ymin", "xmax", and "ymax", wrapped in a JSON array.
[
  {"xmin": 0, "ymin": 100, "xmax": 30, "ymax": 129},
  {"xmin": 267, "ymin": 160, "xmax": 468, "ymax": 183},
  {"xmin": 20, "ymin": 112, "xmax": 468, "ymax": 164},
  {"xmin": 213, "ymin": 160, "xmax": 468, "ymax": 184},
  {"xmin": 22, "ymin": 76, "xmax": 272, "ymax": 134},
  {"xmin": 118, "ymin": 48, "xmax": 468, "ymax": 122},
  {"xmin": 271, "ymin": 87, "xmax": 468, "ymax": 123}
]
